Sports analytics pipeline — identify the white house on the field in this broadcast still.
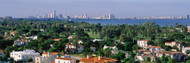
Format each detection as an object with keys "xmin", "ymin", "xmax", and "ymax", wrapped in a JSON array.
[
  {"xmin": 136, "ymin": 54, "xmax": 152, "ymax": 61},
  {"xmin": 143, "ymin": 45, "xmax": 163, "ymax": 53},
  {"xmin": 10, "ymin": 50, "xmax": 40, "ymax": 61},
  {"xmin": 165, "ymin": 41, "xmax": 182, "ymax": 49},
  {"xmin": 156, "ymin": 51, "xmax": 183, "ymax": 61},
  {"xmin": 0, "ymin": 50, "xmax": 4, "ymax": 57},
  {"xmin": 54, "ymin": 57, "xmax": 76, "ymax": 63},
  {"xmin": 65, "ymin": 44, "xmax": 84, "ymax": 53},
  {"xmin": 137, "ymin": 40, "xmax": 148, "ymax": 47},
  {"xmin": 78, "ymin": 40, "xmax": 83, "ymax": 44},
  {"xmin": 35, "ymin": 52, "xmax": 61, "ymax": 63},
  {"xmin": 182, "ymin": 47, "xmax": 190, "ymax": 55},
  {"xmin": 92, "ymin": 39, "xmax": 103, "ymax": 43},
  {"xmin": 26, "ymin": 35, "xmax": 38, "ymax": 40}
]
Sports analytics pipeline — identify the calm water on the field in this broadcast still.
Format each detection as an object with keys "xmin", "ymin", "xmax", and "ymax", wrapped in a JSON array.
[{"xmin": 75, "ymin": 19, "xmax": 190, "ymax": 26}]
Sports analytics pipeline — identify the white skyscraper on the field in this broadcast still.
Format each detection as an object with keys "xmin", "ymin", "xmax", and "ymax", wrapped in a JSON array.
[
  {"xmin": 83, "ymin": 13, "xmax": 87, "ymax": 19},
  {"xmin": 52, "ymin": 10, "xmax": 56, "ymax": 18},
  {"xmin": 108, "ymin": 14, "xmax": 115, "ymax": 19}
]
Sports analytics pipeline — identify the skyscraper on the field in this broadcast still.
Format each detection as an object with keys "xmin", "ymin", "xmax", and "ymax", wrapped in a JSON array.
[
  {"xmin": 108, "ymin": 14, "xmax": 115, "ymax": 19},
  {"xmin": 187, "ymin": 14, "xmax": 190, "ymax": 19},
  {"xmin": 52, "ymin": 10, "xmax": 56, "ymax": 18},
  {"xmin": 83, "ymin": 13, "xmax": 87, "ymax": 19}
]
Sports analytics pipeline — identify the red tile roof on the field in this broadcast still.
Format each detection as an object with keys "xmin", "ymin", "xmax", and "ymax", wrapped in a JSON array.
[
  {"xmin": 80, "ymin": 56, "xmax": 118, "ymax": 63},
  {"xmin": 43, "ymin": 52, "xmax": 61, "ymax": 55},
  {"xmin": 56, "ymin": 57, "xmax": 73, "ymax": 60},
  {"xmin": 0, "ymin": 50, "xmax": 3, "ymax": 52}
]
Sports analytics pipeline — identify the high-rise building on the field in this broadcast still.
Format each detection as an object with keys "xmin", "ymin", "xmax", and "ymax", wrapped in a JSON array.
[
  {"xmin": 58, "ymin": 14, "xmax": 63, "ymax": 18},
  {"xmin": 83, "ymin": 13, "xmax": 87, "ymax": 19},
  {"xmin": 52, "ymin": 10, "xmax": 56, "ymax": 18},
  {"xmin": 108, "ymin": 14, "xmax": 115, "ymax": 19},
  {"xmin": 187, "ymin": 14, "xmax": 190, "ymax": 19},
  {"xmin": 102, "ymin": 14, "xmax": 107, "ymax": 19}
]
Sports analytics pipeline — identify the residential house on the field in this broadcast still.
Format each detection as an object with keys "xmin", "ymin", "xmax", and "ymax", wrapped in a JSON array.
[
  {"xmin": 79, "ymin": 55, "xmax": 118, "ymax": 63},
  {"xmin": 136, "ymin": 54, "xmax": 153, "ymax": 61},
  {"xmin": 26, "ymin": 35, "xmax": 38, "ymax": 40},
  {"xmin": 10, "ymin": 31, "xmax": 17, "ymax": 36},
  {"xmin": 53, "ymin": 39, "xmax": 60, "ymax": 42},
  {"xmin": 165, "ymin": 41, "xmax": 182, "ymax": 49},
  {"xmin": 65, "ymin": 44, "xmax": 84, "ymax": 53},
  {"xmin": 35, "ymin": 52, "xmax": 61, "ymax": 63},
  {"xmin": 67, "ymin": 35, "xmax": 76, "ymax": 39},
  {"xmin": 10, "ymin": 50, "xmax": 40, "ymax": 61},
  {"xmin": 103, "ymin": 45, "xmax": 118, "ymax": 54},
  {"xmin": 92, "ymin": 39, "xmax": 103, "ymax": 43},
  {"xmin": 0, "ymin": 50, "xmax": 4, "ymax": 57},
  {"xmin": 187, "ymin": 26, "xmax": 190, "ymax": 32},
  {"xmin": 182, "ymin": 46, "xmax": 190, "ymax": 55},
  {"xmin": 13, "ymin": 39, "xmax": 30, "ymax": 46},
  {"xmin": 54, "ymin": 57, "xmax": 76, "ymax": 63},
  {"xmin": 137, "ymin": 40, "xmax": 148, "ymax": 47},
  {"xmin": 90, "ymin": 47, "xmax": 96, "ymax": 51},
  {"xmin": 156, "ymin": 51, "xmax": 183, "ymax": 61},
  {"xmin": 143, "ymin": 45, "xmax": 163, "ymax": 53},
  {"xmin": 78, "ymin": 40, "xmax": 83, "ymax": 44}
]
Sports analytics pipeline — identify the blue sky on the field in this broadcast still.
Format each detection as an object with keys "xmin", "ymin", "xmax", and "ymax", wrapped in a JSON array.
[{"xmin": 0, "ymin": 0, "xmax": 190, "ymax": 17}]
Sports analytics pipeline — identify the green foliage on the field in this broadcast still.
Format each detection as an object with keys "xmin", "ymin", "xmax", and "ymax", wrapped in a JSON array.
[
  {"xmin": 168, "ymin": 58, "xmax": 175, "ymax": 63},
  {"xmin": 186, "ymin": 60, "xmax": 190, "ymax": 63},
  {"xmin": 0, "ymin": 40, "xmax": 14, "ymax": 49},
  {"xmin": 110, "ymin": 52, "xmax": 126, "ymax": 63},
  {"xmin": 4, "ymin": 46, "xmax": 17, "ymax": 57},
  {"xmin": 124, "ymin": 42, "xmax": 134, "ymax": 51},
  {"xmin": 145, "ymin": 57, "xmax": 150, "ymax": 61}
]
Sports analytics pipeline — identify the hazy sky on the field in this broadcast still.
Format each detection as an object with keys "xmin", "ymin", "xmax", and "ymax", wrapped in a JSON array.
[{"xmin": 1, "ymin": 0, "xmax": 190, "ymax": 17}]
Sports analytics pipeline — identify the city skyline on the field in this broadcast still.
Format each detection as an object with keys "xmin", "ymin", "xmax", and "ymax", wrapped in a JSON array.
[{"xmin": 1, "ymin": 0, "xmax": 190, "ymax": 18}]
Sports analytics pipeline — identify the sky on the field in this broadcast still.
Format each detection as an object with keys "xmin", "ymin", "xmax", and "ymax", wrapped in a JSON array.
[{"xmin": 0, "ymin": 0, "xmax": 190, "ymax": 18}]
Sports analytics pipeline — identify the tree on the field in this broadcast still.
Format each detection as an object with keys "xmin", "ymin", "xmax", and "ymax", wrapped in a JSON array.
[
  {"xmin": 124, "ymin": 42, "xmax": 134, "ymax": 51},
  {"xmin": 4, "ymin": 46, "xmax": 17, "ymax": 57},
  {"xmin": 147, "ymin": 40, "xmax": 154, "ymax": 45},
  {"xmin": 186, "ymin": 60, "xmax": 190, "ymax": 63},
  {"xmin": 168, "ymin": 58, "xmax": 175, "ymax": 63},
  {"xmin": 145, "ymin": 57, "xmax": 150, "ymax": 61}
]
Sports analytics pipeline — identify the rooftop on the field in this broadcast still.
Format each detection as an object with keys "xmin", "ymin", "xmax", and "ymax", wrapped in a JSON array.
[
  {"xmin": 43, "ymin": 52, "xmax": 62, "ymax": 55},
  {"xmin": 80, "ymin": 56, "xmax": 118, "ymax": 63},
  {"xmin": 156, "ymin": 51, "xmax": 181, "ymax": 55},
  {"xmin": 0, "ymin": 50, "xmax": 3, "ymax": 52},
  {"xmin": 55, "ymin": 57, "xmax": 73, "ymax": 60}
]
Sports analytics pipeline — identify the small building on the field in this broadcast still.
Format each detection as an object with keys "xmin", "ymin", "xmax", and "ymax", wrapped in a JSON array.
[
  {"xmin": 54, "ymin": 57, "xmax": 76, "ymax": 63},
  {"xmin": 165, "ymin": 41, "xmax": 182, "ymax": 49},
  {"xmin": 182, "ymin": 47, "xmax": 190, "ymax": 55},
  {"xmin": 137, "ymin": 40, "xmax": 148, "ymax": 47},
  {"xmin": 65, "ymin": 44, "xmax": 84, "ymax": 53},
  {"xmin": 13, "ymin": 39, "xmax": 30, "ymax": 46},
  {"xmin": 136, "ymin": 54, "xmax": 152, "ymax": 61},
  {"xmin": 92, "ymin": 39, "xmax": 103, "ymax": 43},
  {"xmin": 79, "ymin": 55, "xmax": 118, "ymax": 63},
  {"xmin": 10, "ymin": 50, "xmax": 40, "ymax": 61},
  {"xmin": 53, "ymin": 39, "xmax": 60, "ymax": 42},
  {"xmin": 143, "ymin": 45, "xmax": 162, "ymax": 53},
  {"xmin": 0, "ymin": 50, "xmax": 4, "ymax": 57},
  {"xmin": 10, "ymin": 31, "xmax": 17, "ymax": 36},
  {"xmin": 156, "ymin": 51, "xmax": 183, "ymax": 61},
  {"xmin": 67, "ymin": 35, "xmax": 76, "ymax": 39},
  {"xmin": 35, "ymin": 52, "xmax": 61, "ymax": 63}
]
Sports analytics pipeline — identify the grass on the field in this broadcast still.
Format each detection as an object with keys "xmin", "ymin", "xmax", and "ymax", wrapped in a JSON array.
[{"xmin": 70, "ymin": 54, "xmax": 85, "ymax": 58}]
